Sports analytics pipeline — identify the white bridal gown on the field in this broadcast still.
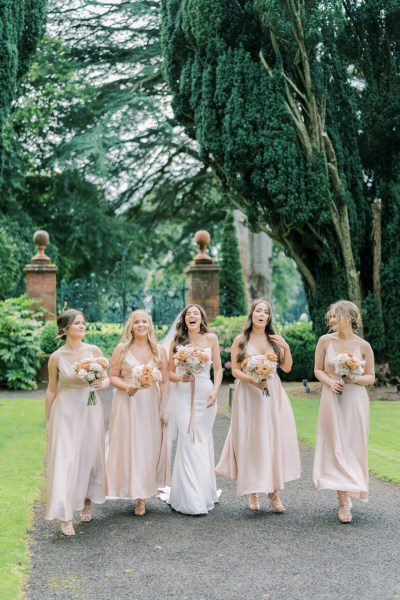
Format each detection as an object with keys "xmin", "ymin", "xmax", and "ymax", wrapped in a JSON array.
[{"xmin": 160, "ymin": 347, "xmax": 219, "ymax": 515}]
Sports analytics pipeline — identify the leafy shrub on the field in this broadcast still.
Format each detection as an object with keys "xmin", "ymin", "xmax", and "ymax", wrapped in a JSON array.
[
  {"xmin": 39, "ymin": 320, "xmax": 62, "ymax": 354},
  {"xmin": 280, "ymin": 321, "xmax": 316, "ymax": 382},
  {"xmin": 0, "ymin": 296, "xmax": 44, "ymax": 390}
]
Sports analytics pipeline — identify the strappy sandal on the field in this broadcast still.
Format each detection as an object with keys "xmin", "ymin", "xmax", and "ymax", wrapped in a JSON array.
[
  {"xmin": 80, "ymin": 499, "xmax": 92, "ymax": 522},
  {"xmin": 60, "ymin": 520, "xmax": 75, "ymax": 536},
  {"xmin": 248, "ymin": 493, "xmax": 260, "ymax": 511},
  {"xmin": 268, "ymin": 491, "xmax": 286, "ymax": 513},
  {"xmin": 134, "ymin": 499, "xmax": 146, "ymax": 516},
  {"xmin": 337, "ymin": 492, "xmax": 352, "ymax": 523}
]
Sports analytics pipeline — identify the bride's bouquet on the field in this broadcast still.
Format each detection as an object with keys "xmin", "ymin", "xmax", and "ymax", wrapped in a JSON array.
[
  {"xmin": 241, "ymin": 353, "xmax": 278, "ymax": 396},
  {"xmin": 75, "ymin": 356, "xmax": 109, "ymax": 405},
  {"xmin": 173, "ymin": 345, "xmax": 211, "ymax": 375},
  {"xmin": 334, "ymin": 351, "xmax": 365, "ymax": 395},
  {"xmin": 131, "ymin": 364, "xmax": 162, "ymax": 390}
]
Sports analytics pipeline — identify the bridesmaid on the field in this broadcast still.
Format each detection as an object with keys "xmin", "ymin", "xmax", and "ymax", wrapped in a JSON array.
[
  {"xmin": 106, "ymin": 310, "xmax": 169, "ymax": 515},
  {"xmin": 216, "ymin": 298, "xmax": 301, "ymax": 512},
  {"xmin": 45, "ymin": 309, "xmax": 109, "ymax": 536},
  {"xmin": 167, "ymin": 304, "xmax": 223, "ymax": 514},
  {"xmin": 312, "ymin": 300, "xmax": 375, "ymax": 523}
]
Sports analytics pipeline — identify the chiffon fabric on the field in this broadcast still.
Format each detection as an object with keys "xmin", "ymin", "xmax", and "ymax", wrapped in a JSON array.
[
  {"xmin": 312, "ymin": 341, "xmax": 369, "ymax": 500},
  {"xmin": 216, "ymin": 342, "xmax": 301, "ymax": 496},
  {"xmin": 166, "ymin": 347, "xmax": 219, "ymax": 515},
  {"xmin": 46, "ymin": 348, "xmax": 106, "ymax": 521},
  {"xmin": 106, "ymin": 349, "xmax": 169, "ymax": 499}
]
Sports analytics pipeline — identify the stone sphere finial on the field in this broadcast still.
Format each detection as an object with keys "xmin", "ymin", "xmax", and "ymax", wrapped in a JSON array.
[
  {"xmin": 193, "ymin": 230, "xmax": 213, "ymax": 264},
  {"xmin": 32, "ymin": 230, "xmax": 51, "ymax": 264}
]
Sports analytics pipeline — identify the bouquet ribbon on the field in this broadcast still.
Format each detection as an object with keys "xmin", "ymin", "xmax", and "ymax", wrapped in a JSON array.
[{"xmin": 188, "ymin": 379, "xmax": 202, "ymax": 443}]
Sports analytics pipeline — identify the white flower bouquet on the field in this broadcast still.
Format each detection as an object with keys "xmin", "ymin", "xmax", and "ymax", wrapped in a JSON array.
[
  {"xmin": 241, "ymin": 353, "xmax": 278, "ymax": 396},
  {"xmin": 131, "ymin": 364, "xmax": 162, "ymax": 390},
  {"xmin": 334, "ymin": 351, "xmax": 365, "ymax": 395},
  {"xmin": 74, "ymin": 356, "xmax": 109, "ymax": 405},
  {"xmin": 173, "ymin": 345, "xmax": 211, "ymax": 375}
]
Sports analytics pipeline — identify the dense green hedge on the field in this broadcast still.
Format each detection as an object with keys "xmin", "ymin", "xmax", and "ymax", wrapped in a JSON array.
[
  {"xmin": 0, "ymin": 296, "xmax": 43, "ymax": 389},
  {"xmin": 280, "ymin": 321, "xmax": 316, "ymax": 382}
]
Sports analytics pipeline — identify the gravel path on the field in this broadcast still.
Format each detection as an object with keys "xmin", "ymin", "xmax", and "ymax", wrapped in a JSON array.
[{"xmin": 26, "ymin": 389, "xmax": 400, "ymax": 600}]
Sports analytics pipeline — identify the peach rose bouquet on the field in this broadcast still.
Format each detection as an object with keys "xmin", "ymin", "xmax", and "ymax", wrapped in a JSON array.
[
  {"xmin": 241, "ymin": 353, "xmax": 278, "ymax": 396},
  {"xmin": 131, "ymin": 364, "xmax": 162, "ymax": 391},
  {"xmin": 334, "ymin": 351, "xmax": 365, "ymax": 395},
  {"xmin": 173, "ymin": 345, "xmax": 211, "ymax": 375},
  {"xmin": 74, "ymin": 356, "xmax": 110, "ymax": 405}
]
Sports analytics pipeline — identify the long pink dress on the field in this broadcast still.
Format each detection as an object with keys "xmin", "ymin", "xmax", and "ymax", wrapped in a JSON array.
[
  {"xmin": 312, "ymin": 342, "xmax": 369, "ymax": 500},
  {"xmin": 46, "ymin": 349, "xmax": 106, "ymax": 521},
  {"xmin": 106, "ymin": 350, "xmax": 169, "ymax": 499},
  {"xmin": 216, "ymin": 343, "xmax": 301, "ymax": 496}
]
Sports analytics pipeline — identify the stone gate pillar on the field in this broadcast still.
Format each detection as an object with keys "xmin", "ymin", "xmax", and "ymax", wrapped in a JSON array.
[
  {"xmin": 185, "ymin": 230, "xmax": 221, "ymax": 320},
  {"xmin": 24, "ymin": 230, "xmax": 58, "ymax": 320}
]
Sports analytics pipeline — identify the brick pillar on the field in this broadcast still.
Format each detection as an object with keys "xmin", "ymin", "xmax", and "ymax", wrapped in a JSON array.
[
  {"xmin": 23, "ymin": 230, "xmax": 58, "ymax": 320},
  {"xmin": 185, "ymin": 230, "xmax": 221, "ymax": 320}
]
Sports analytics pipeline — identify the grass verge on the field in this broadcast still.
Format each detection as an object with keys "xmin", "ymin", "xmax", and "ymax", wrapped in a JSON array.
[
  {"xmin": 0, "ymin": 399, "xmax": 45, "ymax": 600},
  {"xmin": 289, "ymin": 396, "xmax": 400, "ymax": 485}
]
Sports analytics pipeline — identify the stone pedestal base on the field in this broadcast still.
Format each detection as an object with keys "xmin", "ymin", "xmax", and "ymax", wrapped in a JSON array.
[{"xmin": 185, "ymin": 265, "xmax": 221, "ymax": 320}]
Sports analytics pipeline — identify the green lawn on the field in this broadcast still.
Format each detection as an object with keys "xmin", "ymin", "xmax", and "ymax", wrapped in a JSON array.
[
  {"xmin": 290, "ymin": 396, "xmax": 400, "ymax": 484},
  {"xmin": 0, "ymin": 399, "xmax": 45, "ymax": 600}
]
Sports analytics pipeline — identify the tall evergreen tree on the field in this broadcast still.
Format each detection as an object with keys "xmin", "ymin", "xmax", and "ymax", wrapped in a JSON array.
[
  {"xmin": 161, "ymin": 0, "xmax": 400, "ymax": 375},
  {"xmin": 0, "ymin": 0, "xmax": 47, "ymax": 176},
  {"xmin": 220, "ymin": 212, "xmax": 247, "ymax": 317}
]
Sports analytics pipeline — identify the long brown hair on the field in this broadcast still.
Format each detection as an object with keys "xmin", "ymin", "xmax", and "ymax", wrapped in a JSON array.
[
  {"xmin": 173, "ymin": 304, "xmax": 208, "ymax": 351},
  {"xmin": 237, "ymin": 298, "xmax": 281, "ymax": 364},
  {"xmin": 119, "ymin": 310, "xmax": 160, "ymax": 367},
  {"xmin": 57, "ymin": 309, "xmax": 85, "ymax": 340}
]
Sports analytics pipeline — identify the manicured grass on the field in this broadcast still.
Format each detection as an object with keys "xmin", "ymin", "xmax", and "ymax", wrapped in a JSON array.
[
  {"xmin": 0, "ymin": 399, "xmax": 45, "ymax": 600},
  {"xmin": 290, "ymin": 396, "xmax": 400, "ymax": 485}
]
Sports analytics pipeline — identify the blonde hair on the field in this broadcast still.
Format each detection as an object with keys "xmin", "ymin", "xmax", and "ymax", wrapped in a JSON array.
[
  {"xmin": 326, "ymin": 300, "xmax": 362, "ymax": 332},
  {"xmin": 119, "ymin": 310, "xmax": 160, "ymax": 367}
]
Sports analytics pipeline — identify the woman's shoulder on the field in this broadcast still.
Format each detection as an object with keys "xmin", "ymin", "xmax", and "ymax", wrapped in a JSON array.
[
  {"xmin": 317, "ymin": 333, "xmax": 333, "ymax": 347},
  {"xmin": 357, "ymin": 335, "xmax": 372, "ymax": 352},
  {"xmin": 205, "ymin": 332, "xmax": 219, "ymax": 345}
]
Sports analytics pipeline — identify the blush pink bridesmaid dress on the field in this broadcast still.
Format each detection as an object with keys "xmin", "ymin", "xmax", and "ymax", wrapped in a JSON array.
[
  {"xmin": 312, "ymin": 342, "xmax": 369, "ymax": 500},
  {"xmin": 216, "ymin": 342, "xmax": 301, "ymax": 496},
  {"xmin": 46, "ymin": 348, "xmax": 106, "ymax": 521},
  {"xmin": 106, "ymin": 350, "xmax": 169, "ymax": 500}
]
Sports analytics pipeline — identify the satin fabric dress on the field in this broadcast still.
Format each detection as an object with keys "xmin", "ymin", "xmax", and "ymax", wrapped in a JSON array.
[
  {"xmin": 46, "ymin": 349, "xmax": 106, "ymax": 521},
  {"xmin": 168, "ymin": 347, "xmax": 219, "ymax": 515},
  {"xmin": 106, "ymin": 350, "xmax": 169, "ymax": 499},
  {"xmin": 215, "ymin": 343, "xmax": 301, "ymax": 496},
  {"xmin": 312, "ymin": 342, "xmax": 369, "ymax": 500}
]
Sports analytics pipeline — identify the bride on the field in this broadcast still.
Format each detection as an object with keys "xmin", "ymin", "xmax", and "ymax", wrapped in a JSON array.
[{"xmin": 164, "ymin": 304, "xmax": 223, "ymax": 515}]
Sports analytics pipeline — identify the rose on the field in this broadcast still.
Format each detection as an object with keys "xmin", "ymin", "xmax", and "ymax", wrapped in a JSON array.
[
  {"xmin": 152, "ymin": 367, "xmax": 162, "ymax": 382},
  {"xmin": 258, "ymin": 363, "xmax": 272, "ymax": 376},
  {"xmin": 265, "ymin": 353, "xmax": 278, "ymax": 362},
  {"xmin": 90, "ymin": 362, "xmax": 103, "ymax": 372},
  {"xmin": 347, "ymin": 357, "xmax": 359, "ymax": 370},
  {"xmin": 141, "ymin": 373, "xmax": 154, "ymax": 387},
  {"xmin": 175, "ymin": 350, "xmax": 188, "ymax": 362},
  {"xmin": 132, "ymin": 365, "xmax": 143, "ymax": 377},
  {"xmin": 86, "ymin": 372, "xmax": 96, "ymax": 382}
]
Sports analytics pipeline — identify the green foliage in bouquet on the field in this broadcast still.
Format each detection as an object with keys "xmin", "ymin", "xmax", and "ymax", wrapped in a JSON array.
[{"xmin": 0, "ymin": 296, "xmax": 43, "ymax": 389}]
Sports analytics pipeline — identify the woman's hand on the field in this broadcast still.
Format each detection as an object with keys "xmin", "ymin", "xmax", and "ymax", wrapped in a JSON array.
[
  {"xmin": 126, "ymin": 385, "xmax": 138, "ymax": 396},
  {"xmin": 342, "ymin": 375, "xmax": 356, "ymax": 384},
  {"xmin": 162, "ymin": 417, "xmax": 168, "ymax": 427},
  {"xmin": 207, "ymin": 392, "xmax": 217, "ymax": 408},
  {"xmin": 181, "ymin": 373, "xmax": 195, "ymax": 382},
  {"xmin": 90, "ymin": 378, "xmax": 104, "ymax": 390},
  {"xmin": 252, "ymin": 380, "xmax": 268, "ymax": 391},
  {"xmin": 269, "ymin": 334, "xmax": 289, "ymax": 350},
  {"xmin": 330, "ymin": 379, "xmax": 344, "ymax": 394}
]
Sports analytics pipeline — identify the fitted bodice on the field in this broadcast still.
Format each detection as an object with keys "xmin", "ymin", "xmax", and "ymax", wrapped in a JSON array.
[
  {"xmin": 324, "ymin": 341, "xmax": 362, "ymax": 377},
  {"xmin": 120, "ymin": 350, "xmax": 158, "ymax": 382}
]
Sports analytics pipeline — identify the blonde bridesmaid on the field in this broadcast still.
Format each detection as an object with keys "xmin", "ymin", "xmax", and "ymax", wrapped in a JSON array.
[
  {"xmin": 45, "ymin": 309, "xmax": 109, "ymax": 536},
  {"xmin": 106, "ymin": 310, "xmax": 169, "ymax": 515},
  {"xmin": 216, "ymin": 299, "xmax": 301, "ymax": 512},
  {"xmin": 313, "ymin": 300, "xmax": 375, "ymax": 523}
]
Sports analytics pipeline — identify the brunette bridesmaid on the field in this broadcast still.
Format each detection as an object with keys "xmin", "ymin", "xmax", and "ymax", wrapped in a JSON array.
[
  {"xmin": 45, "ymin": 309, "xmax": 109, "ymax": 536},
  {"xmin": 216, "ymin": 299, "xmax": 301, "ymax": 512},
  {"xmin": 106, "ymin": 310, "xmax": 169, "ymax": 515},
  {"xmin": 313, "ymin": 300, "xmax": 375, "ymax": 523}
]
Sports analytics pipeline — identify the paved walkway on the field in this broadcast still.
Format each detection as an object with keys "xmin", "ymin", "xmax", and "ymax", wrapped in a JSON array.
[{"xmin": 23, "ymin": 387, "xmax": 400, "ymax": 600}]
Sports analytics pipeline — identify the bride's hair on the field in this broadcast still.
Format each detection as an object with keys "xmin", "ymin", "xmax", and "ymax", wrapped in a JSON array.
[
  {"xmin": 56, "ymin": 309, "xmax": 85, "ymax": 340},
  {"xmin": 173, "ymin": 304, "xmax": 208, "ymax": 351},
  {"xmin": 237, "ymin": 298, "xmax": 281, "ymax": 364},
  {"xmin": 119, "ymin": 310, "xmax": 160, "ymax": 367},
  {"xmin": 326, "ymin": 300, "xmax": 362, "ymax": 332}
]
